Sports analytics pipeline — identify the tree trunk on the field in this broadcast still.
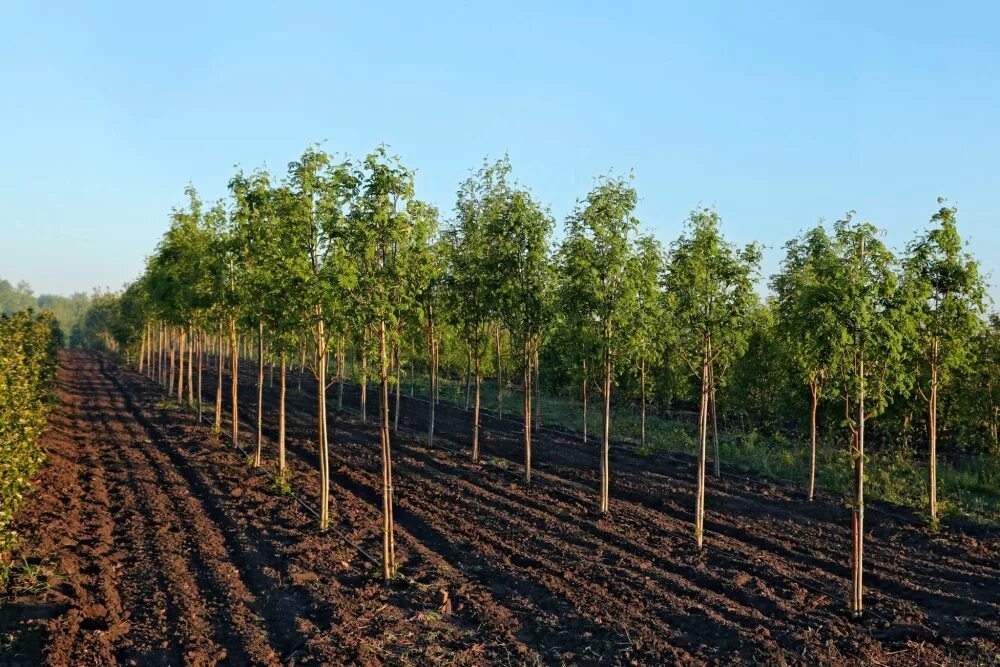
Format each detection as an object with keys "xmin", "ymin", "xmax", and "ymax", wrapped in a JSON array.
[
  {"xmin": 534, "ymin": 347, "xmax": 541, "ymax": 433},
  {"xmin": 523, "ymin": 340, "xmax": 532, "ymax": 484},
  {"xmin": 472, "ymin": 352, "xmax": 481, "ymax": 462},
  {"xmin": 316, "ymin": 316, "xmax": 330, "ymax": 530},
  {"xmin": 197, "ymin": 331, "xmax": 203, "ymax": 422},
  {"xmin": 582, "ymin": 359, "xmax": 588, "ymax": 445},
  {"xmin": 495, "ymin": 325, "xmax": 503, "ymax": 419},
  {"xmin": 214, "ymin": 328, "xmax": 224, "ymax": 432},
  {"xmin": 360, "ymin": 330, "xmax": 368, "ymax": 423},
  {"xmin": 599, "ymin": 344, "xmax": 612, "ymax": 514},
  {"xmin": 187, "ymin": 326, "xmax": 194, "ymax": 406},
  {"xmin": 254, "ymin": 322, "xmax": 264, "ymax": 467},
  {"xmin": 640, "ymin": 358, "xmax": 646, "ymax": 449},
  {"xmin": 337, "ymin": 337, "xmax": 345, "ymax": 411},
  {"xmin": 808, "ymin": 379, "xmax": 818, "ymax": 501},
  {"xmin": 427, "ymin": 308, "xmax": 436, "ymax": 446},
  {"xmin": 465, "ymin": 347, "xmax": 472, "ymax": 409},
  {"xmin": 158, "ymin": 322, "xmax": 165, "ymax": 386},
  {"xmin": 378, "ymin": 320, "xmax": 396, "ymax": 580},
  {"xmin": 229, "ymin": 318, "xmax": 239, "ymax": 447},
  {"xmin": 851, "ymin": 356, "xmax": 866, "ymax": 617},
  {"xmin": 929, "ymin": 342, "xmax": 939, "ymax": 521},
  {"xmin": 178, "ymin": 328, "xmax": 187, "ymax": 405},
  {"xmin": 138, "ymin": 325, "xmax": 146, "ymax": 373},
  {"xmin": 168, "ymin": 328, "xmax": 177, "ymax": 397},
  {"xmin": 694, "ymin": 341, "xmax": 710, "ymax": 548},
  {"xmin": 393, "ymin": 342, "xmax": 401, "ymax": 433},
  {"xmin": 279, "ymin": 354, "xmax": 286, "ymax": 480},
  {"xmin": 710, "ymin": 359, "xmax": 720, "ymax": 478}
]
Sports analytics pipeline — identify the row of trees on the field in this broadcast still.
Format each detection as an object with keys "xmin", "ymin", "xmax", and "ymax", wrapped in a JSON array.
[
  {"xmin": 0, "ymin": 311, "xmax": 61, "ymax": 553},
  {"xmin": 91, "ymin": 146, "xmax": 993, "ymax": 618}
]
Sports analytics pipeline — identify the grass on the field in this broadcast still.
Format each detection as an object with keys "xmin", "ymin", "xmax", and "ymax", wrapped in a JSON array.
[
  {"xmin": 367, "ymin": 369, "xmax": 1000, "ymax": 526},
  {"xmin": 0, "ymin": 557, "xmax": 56, "ymax": 597}
]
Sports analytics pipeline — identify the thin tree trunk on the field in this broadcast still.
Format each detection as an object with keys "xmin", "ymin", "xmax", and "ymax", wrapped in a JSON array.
[
  {"xmin": 178, "ymin": 328, "xmax": 186, "ymax": 404},
  {"xmin": 495, "ymin": 325, "xmax": 503, "ymax": 419},
  {"xmin": 279, "ymin": 354, "xmax": 286, "ymax": 480},
  {"xmin": 158, "ymin": 322, "xmax": 165, "ymax": 386},
  {"xmin": 929, "ymin": 343, "xmax": 939, "ymax": 521},
  {"xmin": 378, "ymin": 320, "xmax": 396, "ymax": 580},
  {"xmin": 361, "ymin": 330, "xmax": 368, "ymax": 423},
  {"xmin": 808, "ymin": 379, "xmax": 818, "ymax": 501},
  {"xmin": 316, "ymin": 316, "xmax": 330, "ymax": 530},
  {"xmin": 138, "ymin": 325, "xmax": 146, "ymax": 374},
  {"xmin": 582, "ymin": 359, "xmax": 588, "ymax": 444},
  {"xmin": 214, "ymin": 329, "xmax": 224, "ymax": 432},
  {"xmin": 337, "ymin": 336, "xmax": 344, "ymax": 411},
  {"xmin": 472, "ymin": 352, "xmax": 481, "ymax": 462},
  {"xmin": 197, "ymin": 331, "xmax": 203, "ymax": 422},
  {"xmin": 393, "ymin": 342, "xmax": 401, "ymax": 433},
  {"xmin": 187, "ymin": 326, "xmax": 194, "ymax": 406},
  {"xmin": 710, "ymin": 360, "xmax": 720, "ymax": 478},
  {"xmin": 427, "ymin": 308, "xmax": 436, "ymax": 446},
  {"xmin": 695, "ymin": 340, "xmax": 710, "ymax": 548},
  {"xmin": 640, "ymin": 358, "xmax": 646, "ymax": 449},
  {"xmin": 534, "ymin": 347, "xmax": 541, "ymax": 433},
  {"xmin": 523, "ymin": 340, "xmax": 532, "ymax": 484},
  {"xmin": 599, "ymin": 344, "xmax": 612, "ymax": 514},
  {"xmin": 169, "ymin": 328, "xmax": 177, "ymax": 397},
  {"xmin": 465, "ymin": 347, "xmax": 472, "ymax": 410},
  {"xmin": 851, "ymin": 356, "xmax": 866, "ymax": 617},
  {"xmin": 229, "ymin": 318, "xmax": 239, "ymax": 447},
  {"xmin": 254, "ymin": 322, "xmax": 264, "ymax": 467}
]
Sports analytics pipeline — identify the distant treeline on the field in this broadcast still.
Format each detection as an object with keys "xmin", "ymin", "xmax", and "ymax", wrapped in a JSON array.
[{"xmin": 0, "ymin": 278, "xmax": 108, "ymax": 347}]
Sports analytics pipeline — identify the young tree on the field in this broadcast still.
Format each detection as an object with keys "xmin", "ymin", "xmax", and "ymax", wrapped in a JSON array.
[
  {"xmin": 904, "ymin": 200, "xmax": 987, "ymax": 522},
  {"xmin": 560, "ymin": 176, "xmax": 644, "ymax": 513},
  {"xmin": 826, "ymin": 214, "xmax": 912, "ymax": 617},
  {"xmin": 340, "ymin": 146, "xmax": 435, "ymax": 580},
  {"xmin": 628, "ymin": 235, "xmax": 666, "ymax": 451},
  {"xmin": 488, "ymin": 176, "xmax": 553, "ymax": 484},
  {"xmin": 771, "ymin": 224, "xmax": 840, "ymax": 500},
  {"xmin": 283, "ymin": 146, "xmax": 357, "ymax": 531},
  {"xmin": 444, "ymin": 159, "xmax": 506, "ymax": 462},
  {"xmin": 665, "ymin": 209, "xmax": 760, "ymax": 548}
]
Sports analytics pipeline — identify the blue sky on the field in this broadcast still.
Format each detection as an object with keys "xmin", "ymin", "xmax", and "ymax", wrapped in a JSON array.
[{"xmin": 2, "ymin": 1, "xmax": 999, "ymax": 301}]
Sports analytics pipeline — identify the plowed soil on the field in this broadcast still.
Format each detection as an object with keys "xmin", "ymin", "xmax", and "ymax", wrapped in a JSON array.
[{"xmin": 2, "ymin": 350, "xmax": 998, "ymax": 666}]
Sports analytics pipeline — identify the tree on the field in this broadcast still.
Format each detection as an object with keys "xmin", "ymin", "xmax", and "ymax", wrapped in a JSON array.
[
  {"xmin": 560, "ymin": 175, "xmax": 645, "ymax": 513},
  {"xmin": 445, "ymin": 159, "xmax": 507, "ymax": 462},
  {"xmin": 488, "ymin": 176, "xmax": 553, "ymax": 484},
  {"xmin": 665, "ymin": 209, "xmax": 760, "ymax": 548},
  {"xmin": 283, "ymin": 146, "xmax": 357, "ymax": 531},
  {"xmin": 771, "ymin": 224, "xmax": 840, "ymax": 500},
  {"xmin": 903, "ymin": 199, "xmax": 987, "ymax": 521},
  {"xmin": 825, "ymin": 214, "xmax": 913, "ymax": 617},
  {"xmin": 340, "ymin": 145, "xmax": 435, "ymax": 580},
  {"xmin": 627, "ymin": 235, "xmax": 666, "ymax": 451}
]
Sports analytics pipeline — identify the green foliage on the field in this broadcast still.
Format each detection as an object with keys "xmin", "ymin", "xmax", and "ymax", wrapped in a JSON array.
[
  {"xmin": 0, "ymin": 311, "xmax": 60, "ymax": 554},
  {"xmin": 664, "ymin": 208, "xmax": 761, "ymax": 381}
]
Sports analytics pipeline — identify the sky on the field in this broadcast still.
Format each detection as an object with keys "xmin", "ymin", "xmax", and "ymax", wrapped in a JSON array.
[{"xmin": 2, "ymin": 1, "xmax": 999, "ymax": 301}]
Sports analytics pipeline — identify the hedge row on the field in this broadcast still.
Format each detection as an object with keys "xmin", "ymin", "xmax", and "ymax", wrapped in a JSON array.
[{"xmin": 0, "ymin": 310, "xmax": 60, "ymax": 553}]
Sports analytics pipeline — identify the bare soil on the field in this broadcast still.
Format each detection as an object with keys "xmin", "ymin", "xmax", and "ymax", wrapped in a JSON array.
[{"xmin": 2, "ymin": 350, "xmax": 998, "ymax": 665}]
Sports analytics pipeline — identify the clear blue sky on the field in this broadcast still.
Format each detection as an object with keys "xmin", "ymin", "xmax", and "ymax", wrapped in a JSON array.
[{"xmin": 2, "ymin": 1, "xmax": 998, "ymax": 301}]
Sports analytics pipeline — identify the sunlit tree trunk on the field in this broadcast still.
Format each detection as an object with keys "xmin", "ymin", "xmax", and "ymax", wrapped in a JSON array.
[
  {"xmin": 582, "ymin": 359, "xmax": 588, "ymax": 444},
  {"xmin": 808, "ymin": 379, "xmax": 819, "ymax": 501},
  {"xmin": 928, "ymin": 338, "xmax": 939, "ymax": 520},
  {"xmin": 495, "ymin": 325, "xmax": 503, "ymax": 420},
  {"xmin": 694, "ymin": 336, "xmax": 710, "ymax": 548},
  {"xmin": 393, "ymin": 342, "xmax": 401, "ymax": 433},
  {"xmin": 279, "ymin": 354, "xmax": 286, "ymax": 480},
  {"xmin": 472, "ymin": 351, "xmax": 482, "ymax": 462},
  {"xmin": 378, "ymin": 320, "xmax": 396, "ymax": 580},
  {"xmin": 710, "ymin": 361, "xmax": 720, "ymax": 478},
  {"xmin": 186, "ymin": 325, "xmax": 194, "ymax": 406},
  {"xmin": 214, "ymin": 326, "xmax": 223, "ymax": 433},
  {"xmin": 599, "ymin": 325, "xmax": 612, "ymax": 514},
  {"xmin": 254, "ymin": 322, "xmax": 264, "ymax": 468},
  {"xmin": 316, "ymin": 314, "xmax": 330, "ymax": 530},
  {"xmin": 523, "ymin": 340, "xmax": 532, "ymax": 484},
  {"xmin": 229, "ymin": 317, "xmax": 239, "ymax": 447}
]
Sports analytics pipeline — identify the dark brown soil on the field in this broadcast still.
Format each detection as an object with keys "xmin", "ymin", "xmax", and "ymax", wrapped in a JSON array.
[{"xmin": 2, "ymin": 350, "xmax": 998, "ymax": 666}]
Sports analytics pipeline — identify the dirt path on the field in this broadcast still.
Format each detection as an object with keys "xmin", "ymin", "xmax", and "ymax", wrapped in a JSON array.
[{"xmin": 2, "ymin": 350, "xmax": 998, "ymax": 665}]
